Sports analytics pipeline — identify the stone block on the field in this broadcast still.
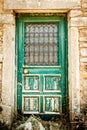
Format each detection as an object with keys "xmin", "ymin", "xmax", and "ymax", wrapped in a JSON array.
[
  {"xmin": 80, "ymin": 78, "xmax": 87, "ymax": 88},
  {"xmin": 70, "ymin": 17, "xmax": 87, "ymax": 27},
  {"xmin": 82, "ymin": 8, "xmax": 87, "ymax": 12},
  {"xmin": 80, "ymin": 57, "xmax": 87, "ymax": 62},
  {"xmin": 4, "ymin": 0, "xmax": 80, "ymax": 10},
  {"xmin": 80, "ymin": 63, "xmax": 87, "ymax": 78},
  {"xmin": 0, "ymin": 0, "xmax": 4, "ymax": 13},
  {"xmin": 82, "ymin": 0, "xmax": 87, "ymax": 2},
  {"xmin": 0, "ymin": 41, "xmax": 2, "ymax": 45},
  {"xmin": 0, "ymin": 31, "xmax": 3, "ymax": 36},
  {"xmin": 68, "ymin": 27, "xmax": 80, "ymax": 114},
  {"xmin": 80, "ymin": 70, "xmax": 87, "ymax": 78},
  {"xmin": 79, "ymin": 37, "xmax": 87, "ymax": 42},
  {"xmin": 82, "ymin": 2, "xmax": 87, "ymax": 8},
  {"xmin": 0, "ymin": 24, "xmax": 3, "ymax": 43},
  {"xmin": 0, "ymin": 63, "xmax": 2, "ymax": 85},
  {"xmin": 0, "ymin": 46, "xmax": 3, "ymax": 54},
  {"xmin": 0, "ymin": 0, "xmax": 13, "ymax": 13},
  {"xmin": 0, "ymin": 54, "xmax": 3, "ymax": 62},
  {"xmin": 0, "ymin": 75, "xmax": 2, "ymax": 81},
  {"xmin": 80, "ymin": 43, "xmax": 87, "ymax": 47},
  {"xmin": 82, "ymin": 9, "xmax": 87, "ymax": 16},
  {"xmin": 0, "ymin": 14, "xmax": 15, "ymax": 24},
  {"xmin": 80, "ymin": 78, "xmax": 87, "ymax": 107},
  {"xmin": 0, "ymin": 23, "xmax": 3, "ymax": 54},
  {"xmin": 2, "ymin": 24, "xmax": 15, "ymax": 106},
  {"xmin": 79, "ymin": 29, "xmax": 87, "ymax": 37},
  {"xmin": 69, "ymin": 10, "xmax": 83, "ymax": 17},
  {"xmin": 0, "ymin": 72, "xmax": 2, "ymax": 102},
  {"xmin": 80, "ymin": 48, "xmax": 87, "ymax": 57},
  {"xmin": 0, "ymin": 63, "xmax": 2, "ymax": 70},
  {"xmin": 1, "ymin": 105, "xmax": 12, "ymax": 125}
]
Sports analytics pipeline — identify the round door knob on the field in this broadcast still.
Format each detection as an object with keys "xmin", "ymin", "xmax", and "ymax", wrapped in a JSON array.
[{"xmin": 24, "ymin": 69, "xmax": 29, "ymax": 74}]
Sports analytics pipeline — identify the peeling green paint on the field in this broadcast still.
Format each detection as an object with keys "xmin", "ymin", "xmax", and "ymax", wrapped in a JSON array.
[{"xmin": 17, "ymin": 14, "xmax": 68, "ymax": 115}]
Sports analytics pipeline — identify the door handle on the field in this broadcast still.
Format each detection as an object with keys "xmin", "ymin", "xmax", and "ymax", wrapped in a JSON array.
[{"xmin": 24, "ymin": 69, "xmax": 29, "ymax": 74}]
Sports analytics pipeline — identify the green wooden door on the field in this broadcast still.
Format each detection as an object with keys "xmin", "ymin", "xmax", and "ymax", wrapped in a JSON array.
[{"xmin": 17, "ymin": 15, "xmax": 68, "ymax": 114}]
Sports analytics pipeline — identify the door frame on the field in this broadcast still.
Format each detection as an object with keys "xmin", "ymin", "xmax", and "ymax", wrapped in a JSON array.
[{"xmin": 16, "ymin": 13, "xmax": 68, "ymax": 114}]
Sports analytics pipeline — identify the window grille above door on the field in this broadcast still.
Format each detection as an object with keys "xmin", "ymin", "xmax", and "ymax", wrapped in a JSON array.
[{"xmin": 24, "ymin": 23, "xmax": 58, "ymax": 66}]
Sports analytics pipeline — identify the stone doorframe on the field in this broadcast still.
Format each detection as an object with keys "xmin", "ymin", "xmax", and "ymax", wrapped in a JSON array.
[{"xmin": 1, "ymin": 10, "xmax": 80, "ymax": 124}]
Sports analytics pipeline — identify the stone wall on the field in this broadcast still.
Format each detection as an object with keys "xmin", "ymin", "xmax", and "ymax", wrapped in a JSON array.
[
  {"xmin": 0, "ymin": 24, "xmax": 3, "ymax": 103},
  {"xmin": 80, "ymin": 0, "xmax": 87, "ymax": 113},
  {"xmin": 68, "ymin": 0, "xmax": 87, "ymax": 121},
  {"xmin": 68, "ymin": 0, "xmax": 87, "ymax": 115},
  {"xmin": 0, "ymin": 63, "xmax": 2, "ymax": 103},
  {"xmin": 0, "ymin": 0, "xmax": 15, "ymax": 125},
  {"xmin": 0, "ymin": 0, "xmax": 87, "ymax": 126}
]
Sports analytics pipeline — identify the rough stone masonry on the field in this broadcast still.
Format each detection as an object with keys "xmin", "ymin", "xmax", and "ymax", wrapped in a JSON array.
[{"xmin": 0, "ymin": 0, "xmax": 87, "ymax": 128}]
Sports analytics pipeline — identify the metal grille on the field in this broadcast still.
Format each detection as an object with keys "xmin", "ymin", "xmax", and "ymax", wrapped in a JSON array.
[{"xmin": 25, "ymin": 23, "xmax": 58, "ymax": 65}]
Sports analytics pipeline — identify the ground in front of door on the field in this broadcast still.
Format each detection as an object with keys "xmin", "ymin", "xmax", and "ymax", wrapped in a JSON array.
[{"xmin": 0, "ymin": 114, "xmax": 85, "ymax": 130}]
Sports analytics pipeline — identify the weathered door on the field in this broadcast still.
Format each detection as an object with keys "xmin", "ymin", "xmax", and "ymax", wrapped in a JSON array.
[{"xmin": 17, "ymin": 15, "xmax": 68, "ymax": 114}]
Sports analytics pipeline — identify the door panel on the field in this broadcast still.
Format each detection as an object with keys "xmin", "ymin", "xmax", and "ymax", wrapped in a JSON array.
[
  {"xmin": 23, "ymin": 96, "xmax": 40, "ymax": 113},
  {"xmin": 22, "ymin": 67, "xmax": 62, "ymax": 114},
  {"xmin": 43, "ymin": 96, "xmax": 62, "ymax": 113},
  {"xmin": 17, "ymin": 16, "xmax": 67, "ymax": 114},
  {"xmin": 23, "ymin": 75, "xmax": 40, "ymax": 91},
  {"xmin": 44, "ymin": 75, "xmax": 61, "ymax": 92}
]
